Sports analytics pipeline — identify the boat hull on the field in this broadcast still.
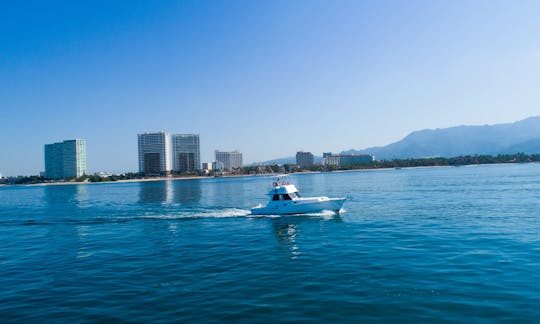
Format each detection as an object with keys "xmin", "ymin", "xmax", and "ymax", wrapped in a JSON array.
[{"xmin": 250, "ymin": 197, "xmax": 346, "ymax": 215}]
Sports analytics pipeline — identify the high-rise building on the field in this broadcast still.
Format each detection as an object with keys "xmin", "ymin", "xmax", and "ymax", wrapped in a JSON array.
[
  {"xmin": 45, "ymin": 142, "xmax": 64, "ymax": 179},
  {"xmin": 44, "ymin": 139, "xmax": 86, "ymax": 179},
  {"xmin": 296, "ymin": 151, "xmax": 314, "ymax": 168},
  {"xmin": 138, "ymin": 132, "xmax": 171, "ymax": 175},
  {"xmin": 215, "ymin": 150, "xmax": 243, "ymax": 170},
  {"xmin": 172, "ymin": 134, "xmax": 200, "ymax": 173}
]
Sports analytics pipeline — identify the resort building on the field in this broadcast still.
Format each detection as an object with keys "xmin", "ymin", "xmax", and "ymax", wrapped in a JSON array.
[
  {"xmin": 44, "ymin": 139, "xmax": 87, "ymax": 179},
  {"xmin": 172, "ymin": 134, "xmax": 200, "ymax": 173},
  {"xmin": 138, "ymin": 132, "xmax": 171, "ymax": 175},
  {"xmin": 323, "ymin": 155, "xmax": 341, "ymax": 166},
  {"xmin": 215, "ymin": 150, "xmax": 243, "ymax": 170},
  {"xmin": 296, "ymin": 151, "xmax": 314, "ymax": 168},
  {"xmin": 323, "ymin": 153, "xmax": 374, "ymax": 167},
  {"xmin": 212, "ymin": 161, "xmax": 224, "ymax": 171},
  {"xmin": 202, "ymin": 162, "xmax": 213, "ymax": 171}
]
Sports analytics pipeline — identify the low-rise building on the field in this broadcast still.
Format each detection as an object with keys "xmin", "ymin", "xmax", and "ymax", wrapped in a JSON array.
[
  {"xmin": 323, "ymin": 153, "xmax": 374, "ymax": 167},
  {"xmin": 212, "ymin": 161, "xmax": 225, "ymax": 171},
  {"xmin": 202, "ymin": 162, "xmax": 213, "ymax": 171}
]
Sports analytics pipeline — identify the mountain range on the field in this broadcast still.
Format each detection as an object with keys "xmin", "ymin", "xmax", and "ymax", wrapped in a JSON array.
[
  {"xmin": 256, "ymin": 116, "xmax": 540, "ymax": 164},
  {"xmin": 345, "ymin": 116, "xmax": 540, "ymax": 160}
]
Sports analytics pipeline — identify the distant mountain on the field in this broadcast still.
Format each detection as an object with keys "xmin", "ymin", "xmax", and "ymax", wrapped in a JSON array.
[
  {"xmin": 252, "ymin": 156, "xmax": 323, "ymax": 166},
  {"xmin": 505, "ymin": 137, "xmax": 540, "ymax": 154},
  {"xmin": 254, "ymin": 157, "xmax": 296, "ymax": 165},
  {"xmin": 345, "ymin": 116, "xmax": 540, "ymax": 160}
]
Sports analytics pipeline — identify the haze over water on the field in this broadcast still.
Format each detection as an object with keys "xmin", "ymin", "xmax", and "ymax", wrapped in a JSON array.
[{"xmin": 1, "ymin": 163, "xmax": 540, "ymax": 322}]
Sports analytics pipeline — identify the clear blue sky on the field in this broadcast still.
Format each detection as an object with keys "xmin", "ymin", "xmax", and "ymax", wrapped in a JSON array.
[{"xmin": 1, "ymin": 0, "xmax": 540, "ymax": 176}]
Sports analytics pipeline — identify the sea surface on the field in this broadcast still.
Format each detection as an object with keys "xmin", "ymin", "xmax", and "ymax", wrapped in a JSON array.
[{"xmin": 1, "ymin": 163, "xmax": 540, "ymax": 322}]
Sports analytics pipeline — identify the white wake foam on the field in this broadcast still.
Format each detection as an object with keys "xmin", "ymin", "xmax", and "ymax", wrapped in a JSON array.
[
  {"xmin": 136, "ymin": 208, "xmax": 251, "ymax": 220},
  {"xmin": 133, "ymin": 207, "xmax": 344, "ymax": 220}
]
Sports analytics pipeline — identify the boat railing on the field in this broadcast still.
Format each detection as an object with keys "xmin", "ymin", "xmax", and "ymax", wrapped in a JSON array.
[{"xmin": 272, "ymin": 179, "xmax": 289, "ymax": 187}]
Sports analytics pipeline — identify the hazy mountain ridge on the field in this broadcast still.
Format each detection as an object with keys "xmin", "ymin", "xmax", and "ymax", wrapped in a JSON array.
[
  {"xmin": 346, "ymin": 116, "xmax": 540, "ymax": 159},
  {"xmin": 254, "ymin": 117, "xmax": 540, "ymax": 165},
  {"xmin": 252, "ymin": 156, "xmax": 323, "ymax": 166}
]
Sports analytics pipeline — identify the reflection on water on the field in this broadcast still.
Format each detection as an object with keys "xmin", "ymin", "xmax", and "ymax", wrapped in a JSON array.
[
  {"xmin": 44, "ymin": 184, "xmax": 88, "ymax": 207},
  {"xmin": 139, "ymin": 180, "xmax": 201, "ymax": 204},
  {"xmin": 272, "ymin": 218, "xmax": 301, "ymax": 259},
  {"xmin": 75, "ymin": 225, "xmax": 91, "ymax": 259},
  {"xmin": 139, "ymin": 181, "xmax": 173, "ymax": 204},
  {"xmin": 272, "ymin": 215, "xmax": 343, "ymax": 259},
  {"xmin": 272, "ymin": 218, "xmax": 298, "ymax": 243},
  {"xmin": 173, "ymin": 180, "xmax": 202, "ymax": 204}
]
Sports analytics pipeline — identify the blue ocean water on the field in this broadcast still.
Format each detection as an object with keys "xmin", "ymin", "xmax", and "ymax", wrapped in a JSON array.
[{"xmin": 1, "ymin": 163, "xmax": 540, "ymax": 322}]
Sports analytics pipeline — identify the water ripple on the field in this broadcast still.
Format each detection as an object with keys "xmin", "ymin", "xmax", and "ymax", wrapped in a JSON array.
[{"xmin": 1, "ymin": 163, "xmax": 540, "ymax": 321}]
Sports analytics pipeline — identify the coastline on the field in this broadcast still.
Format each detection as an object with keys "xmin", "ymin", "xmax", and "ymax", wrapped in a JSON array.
[
  {"xmin": 11, "ymin": 173, "xmax": 272, "ymax": 187},
  {"xmin": 4, "ymin": 161, "xmax": 538, "ymax": 188},
  {"xmin": 17, "ymin": 175, "xmax": 208, "ymax": 187}
]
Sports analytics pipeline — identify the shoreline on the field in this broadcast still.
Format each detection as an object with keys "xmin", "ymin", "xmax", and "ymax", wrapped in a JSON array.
[
  {"xmin": 16, "ymin": 175, "xmax": 209, "ymax": 187},
  {"xmin": 4, "ymin": 161, "xmax": 538, "ymax": 188},
  {"xmin": 10, "ymin": 173, "xmax": 271, "ymax": 187}
]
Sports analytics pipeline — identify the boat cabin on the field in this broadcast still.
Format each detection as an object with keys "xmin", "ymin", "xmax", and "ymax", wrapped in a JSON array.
[
  {"xmin": 268, "ymin": 182, "xmax": 301, "ymax": 201},
  {"xmin": 271, "ymin": 191, "xmax": 301, "ymax": 201}
]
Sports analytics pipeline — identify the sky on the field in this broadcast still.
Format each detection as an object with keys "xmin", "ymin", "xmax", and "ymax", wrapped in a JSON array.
[{"xmin": 1, "ymin": 0, "xmax": 540, "ymax": 176}]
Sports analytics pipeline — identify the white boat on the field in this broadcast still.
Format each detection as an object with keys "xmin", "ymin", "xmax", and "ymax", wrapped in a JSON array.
[{"xmin": 250, "ymin": 179, "xmax": 346, "ymax": 215}]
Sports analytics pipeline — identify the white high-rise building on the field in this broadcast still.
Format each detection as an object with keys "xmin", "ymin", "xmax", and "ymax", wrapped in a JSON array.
[
  {"xmin": 215, "ymin": 150, "xmax": 243, "ymax": 170},
  {"xmin": 172, "ymin": 134, "xmax": 200, "ymax": 173},
  {"xmin": 44, "ymin": 139, "xmax": 87, "ymax": 179},
  {"xmin": 138, "ymin": 132, "xmax": 171, "ymax": 175}
]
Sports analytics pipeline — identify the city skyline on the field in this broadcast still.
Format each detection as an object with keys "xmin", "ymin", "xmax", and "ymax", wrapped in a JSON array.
[{"xmin": 2, "ymin": 1, "xmax": 540, "ymax": 176}]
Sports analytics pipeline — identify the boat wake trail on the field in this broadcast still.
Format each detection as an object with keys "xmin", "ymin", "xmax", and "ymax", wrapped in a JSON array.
[
  {"xmin": 5, "ymin": 208, "xmax": 344, "ymax": 227},
  {"xmin": 136, "ymin": 207, "xmax": 252, "ymax": 220},
  {"xmin": 293, "ymin": 209, "xmax": 343, "ymax": 219},
  {"xmin": 136, "ymin": 208, "xmax": 343, "ymax": 220}
]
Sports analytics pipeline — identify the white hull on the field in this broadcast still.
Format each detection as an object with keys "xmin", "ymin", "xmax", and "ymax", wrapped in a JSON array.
[{"xmin": 251, "ymin": 197, "xmax": 345, "ymax": 215}]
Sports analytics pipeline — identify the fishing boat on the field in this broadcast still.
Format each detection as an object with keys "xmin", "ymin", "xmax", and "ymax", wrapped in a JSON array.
[{"xmin": 250, "ymin": 178, "xmax": 346, "ymax": 215}]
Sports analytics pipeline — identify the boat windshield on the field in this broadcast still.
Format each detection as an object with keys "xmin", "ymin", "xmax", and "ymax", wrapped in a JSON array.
[{"xmin": 272, "ymin": 194, "xmax": 295, "ymax": 201}]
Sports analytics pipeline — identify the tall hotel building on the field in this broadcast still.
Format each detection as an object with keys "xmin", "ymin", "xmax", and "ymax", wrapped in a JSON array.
[
  {"xmin": 138, "ymin": 132, "xmax": 171, "ymax": 175},
  {"xmin": 296, "ymin": 151, "xmax": 314, "ymax": 168},
  {"xmin": 44, "ymin": 139, "xmax": 87, "ymax": 179},
  {"xmin": 215, "ymin": 150, "xmax": 243, "ymax": 170},
  {"xmin": 172, "ymin": 134, "xmax": 200, "ymax": 173}
]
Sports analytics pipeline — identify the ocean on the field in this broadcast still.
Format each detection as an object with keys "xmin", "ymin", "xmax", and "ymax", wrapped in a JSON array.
[{"xmin": 1, "ymin": 163, "xmax": 540, "ymax": 322}]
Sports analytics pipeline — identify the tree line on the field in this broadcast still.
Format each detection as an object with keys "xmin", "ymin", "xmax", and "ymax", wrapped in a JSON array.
[{"xmin": 3, "ymin": 153, "xmax": 539, "ymax": 185}]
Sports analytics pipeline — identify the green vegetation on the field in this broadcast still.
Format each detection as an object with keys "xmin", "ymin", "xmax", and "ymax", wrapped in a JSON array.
[
  {"xmin": 4, "ymin": 153, "xmax": 539, "ymax": 185},
  {"xmin": 4, "ymin": 175, "xmax": 46, "ymax": 185},
  {"xmin": 241, "ymin": 164, "xmax": 284, "ymax": 174},
  {"xmin": 75, "ymin": 172, "xmax": 142, "ymax": 183},
  {"xmin": 372, "ymin": 153, "xmax": 539, "ymax": 169},
  {"xmin": 261, "ymin": 153, "xmax": 540, "ymax": 173},
  {"xmin": 299, "ymin": 153, "xmax": 540, "ymax": 172}
]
